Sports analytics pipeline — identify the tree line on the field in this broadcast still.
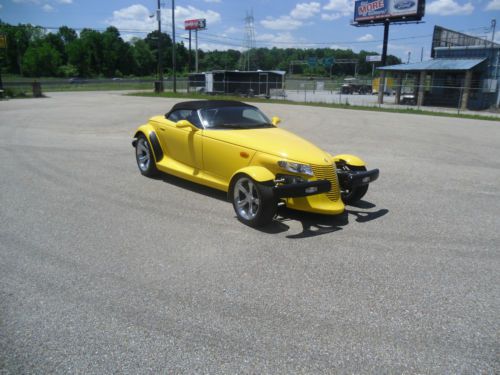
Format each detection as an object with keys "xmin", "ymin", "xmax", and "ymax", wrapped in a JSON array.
[{"xmin": 0, "ymin": 22, "xmax": 401, "ymax": 78}]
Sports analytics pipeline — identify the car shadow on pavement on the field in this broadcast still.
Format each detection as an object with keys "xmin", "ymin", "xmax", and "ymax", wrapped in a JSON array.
[
  {"xmin": 155, "ymin": 173, "xmax": 228, "ymax": 202},
  {"xmin": 262, "ymin": 201, "xmax": 389, "ymax": 238},
  {"xmin": 154, "ymin": 173, "xmax": 388, "ymax": 237}
]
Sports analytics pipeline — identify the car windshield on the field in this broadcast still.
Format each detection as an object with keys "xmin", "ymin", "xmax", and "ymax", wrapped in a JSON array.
[{"xmin": 199, "ymin": 106, "xmax": 273, "ymax": 129}]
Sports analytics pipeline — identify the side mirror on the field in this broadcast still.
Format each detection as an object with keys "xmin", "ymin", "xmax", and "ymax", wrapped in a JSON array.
[
  {"xmin": 271, "ymin": 116, "xmax": 281, "ymax": 126},
  {"xmin": 175, "ymin": 120, "xmax": 198, "ymax": 131}
]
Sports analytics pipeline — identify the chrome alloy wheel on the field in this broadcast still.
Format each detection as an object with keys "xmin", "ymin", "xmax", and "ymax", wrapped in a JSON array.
[
  {"xmin": 234, "ymin": 177, "xmax": 261, "ymax": 221},
  {"xmin": 136, "ymin": 137, "xmax": 151, "ymax": 172}
]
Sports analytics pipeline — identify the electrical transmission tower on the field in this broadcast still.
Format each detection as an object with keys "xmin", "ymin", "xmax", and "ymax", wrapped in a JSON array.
[{"xmin": 240, "ymin": 10, "xmax": 256, "ymax": 70}]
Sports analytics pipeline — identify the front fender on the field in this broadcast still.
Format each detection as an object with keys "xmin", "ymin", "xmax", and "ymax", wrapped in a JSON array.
[
  {"xmin": 332, "ymin": 154, "xmax": 365, "ymax": 167},
  {"xmin": 228, "ymin": 166, "xmax": 276, "ymax": 200},
  {"xmin": 133, "ymin": 124, "xmax": 163, "ymax": 162}
]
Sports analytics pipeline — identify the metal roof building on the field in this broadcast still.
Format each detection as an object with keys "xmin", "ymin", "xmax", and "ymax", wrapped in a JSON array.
[
  {"xmin": 379, "ymin": 58, "xmax": 486, "ymax": 72},
  {"xmin": 377, "ymin": 26, "xmax": 500, "ymax": 110}
]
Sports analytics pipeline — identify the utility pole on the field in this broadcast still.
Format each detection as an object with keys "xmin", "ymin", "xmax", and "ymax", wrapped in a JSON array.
[
  {"xmin": 381, "ymin": 21, "xmax": 390, "ymax": 66},
  {"xmin": 195, "ymin": 29, "xmax": 198, "ymax": 72},
  {"xmin": 491, "ymin": 19, "xmax": 496, "ymax": 44},
  {"xmin": 378, "ymin": 20, "xmax": 390, "ymax": 104},
  {"xmin": 0, "ymin": 34, "xmax": 6, "ymax": 95},
  {"xmin": 188, "ymin": 29, "xmax": 191, "ymax": 72},
  {"xmin": 156, "ymin": 0, "xmax": 163, "ymax": 92},
  {"xmin": 172, "ymin": 0, "xmax": 176, "ymax": 93}
]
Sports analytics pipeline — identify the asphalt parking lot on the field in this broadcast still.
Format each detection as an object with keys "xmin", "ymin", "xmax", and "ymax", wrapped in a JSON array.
[{"xmin": 1, "ymin": 91, "xmax": 499, "ymax": 373}]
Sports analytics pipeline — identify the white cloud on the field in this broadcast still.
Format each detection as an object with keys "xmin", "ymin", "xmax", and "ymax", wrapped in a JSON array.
[
  {"xmin": 204, "ymin": 0, "xmax": 221, "ymax": 3},
  {"xmin": 0, "ymin": 4, "xmax": 3, "ymax": 10},
  {"xmin": 106, "ymin": 4, "xmax": 221, "ymax": 36},
  {"xmin": 261, "ymin": 15, "xmax": 303, "ymax": 30},
  {"xmin": 260, "ymin": 2, "xmax": 323, "ymax": 31},
  {"xmin": 224, "ymin": 26, "xmax": 240, "ymax": 35},
  {"xmin": 12, "ymin": 0, "xmax": 41, "ymax": 3},
  {"xmin": 256, "ymin": 31, "xmax": 305, "ymax": 48},
  {"xmin": 13, "ymin": 0, "xmax": 72, "ymax": 12},
  {"xmin": 198, "ymin": 42, "xmax": 241, "ymax": 51},
  {"xmin": 357, "ymin": 33, "xmax": 374, "ymax": 42},
  {"xmin": 42, "ymin": 3, "xmax": 54, "ymax": 12},
  {"xmin": 485, "ymin": 0, "xmax": 500, "ymax": 10},
  {"xmin": 257, "ymin": 32, "xmax": 296, "ymax": 43},
  {"xmin": 427, "ymin": 0, "xmax": 474, "ymax": 15},
  {"xmin": 323, "ymin": 0, "xmax": 354, "ymax": 15},
  {"xmin": 173, "ymin": 5, "xmax": 221, "ymax": 25},
  {"xmin": 321, "ymin": 13, "xmax": 342, "ymax": 20},
  {"xmin": 290, "ymin": 2, "xmax": 321, "ymax": 19},
  {"xmin": 106, "ymin": 4, "xmax": 155, "ymax": 33}
]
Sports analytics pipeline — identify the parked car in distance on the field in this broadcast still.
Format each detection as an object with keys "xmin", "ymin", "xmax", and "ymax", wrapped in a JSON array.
[
  {"xmin": 68, "ymin": 77, "xmax": 87, "ymax": 84},
  {"xmin": 340, "ymin": 77, "xmax": 372, "ymax": 95},
  {"xmin": 400, "ymin": 92, "xmax": 416, "ymax": 105},
  {"xmin": 132, "ymin": 100, "xmax": 379, "ymax": 227}
]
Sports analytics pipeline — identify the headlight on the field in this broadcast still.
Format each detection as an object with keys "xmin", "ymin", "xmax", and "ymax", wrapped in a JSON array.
[{"xmin": 277, "ymin": 161, "xmax": 313, "ymax": 176}]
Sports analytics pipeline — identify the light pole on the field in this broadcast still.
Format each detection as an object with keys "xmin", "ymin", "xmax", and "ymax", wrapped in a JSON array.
[
  {"xmin": 172, "ymin": 0, "xmax": 176, "ymax": 93},
  {"xmin": 156, "ymin": 0, "xmax": 163, "ymax": 92}
]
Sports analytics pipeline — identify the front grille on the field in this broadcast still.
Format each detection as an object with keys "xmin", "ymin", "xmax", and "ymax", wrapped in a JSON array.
[{"xmin": 311, "ymin": 164, "xmax": 340, "ymax": 201}]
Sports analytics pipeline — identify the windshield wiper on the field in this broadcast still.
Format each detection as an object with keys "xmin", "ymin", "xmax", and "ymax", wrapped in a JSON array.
[{"xmin": 210, "ymin": 124, "xmax": 245, "ymax": 129}]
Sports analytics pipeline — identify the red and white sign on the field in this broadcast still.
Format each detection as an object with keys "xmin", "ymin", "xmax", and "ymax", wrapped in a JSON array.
[{"xmin": 184, "ymin": 19, "xmax": 206, "ymax": 30}]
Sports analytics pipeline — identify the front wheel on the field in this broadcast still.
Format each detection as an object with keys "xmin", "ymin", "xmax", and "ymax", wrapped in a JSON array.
[
  {"xmin": 135, "ymin": 134, "xmax": 158, "ymax": 177},
  {"xmin": 231, "ymin": 175, "xmax": 277, "ymax": 228},
  {"xmin": 341, "ymin": 166, "xmax": 369, "ymax": 205}
]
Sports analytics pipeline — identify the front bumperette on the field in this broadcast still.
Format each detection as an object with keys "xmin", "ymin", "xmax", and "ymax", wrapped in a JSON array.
[
  {"xmin": 275, "ymin": 164, "xmax": 346, "ymax": 215},
  {"xmin": 284, "ymin": 193, "xmax": 345, "ymax": 215}
]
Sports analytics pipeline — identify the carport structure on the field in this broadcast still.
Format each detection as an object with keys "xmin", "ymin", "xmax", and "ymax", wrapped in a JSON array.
[{"xmin": 378, "ymin": 58, "xmax": 486, "ymax": 110}]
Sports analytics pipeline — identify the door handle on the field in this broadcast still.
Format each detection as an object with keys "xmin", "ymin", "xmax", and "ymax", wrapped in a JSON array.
[{"xmin": 159, "ymin": 127, "xmax": 165, "ymax": 131}]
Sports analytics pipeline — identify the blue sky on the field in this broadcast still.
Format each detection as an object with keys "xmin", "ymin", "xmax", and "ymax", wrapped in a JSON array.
[{"xmin": 1, "ymin": 0, "xmax": 499, "ymax": 62}]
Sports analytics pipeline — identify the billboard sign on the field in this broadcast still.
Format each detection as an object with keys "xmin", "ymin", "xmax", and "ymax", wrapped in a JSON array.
[
  {"xmin": 354, "ymin": 0, "xmax": 425, "ymax": 24},
  {"xmin": 366, "ymin": 55, "xmax": 382, "ymax": 62},
  {"xmin": 307, "ymin": 57, "xmax": 317, "ymax": 67},
  {"xmin": 184, "ymin": 18, "xmax": 206, "ymax": 30},
  {"xmin": 323, "ymin": 57, "xmax": 335, "ymax": 67}
]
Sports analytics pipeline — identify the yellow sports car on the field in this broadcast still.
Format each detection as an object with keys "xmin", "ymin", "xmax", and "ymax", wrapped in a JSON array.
[{"xmin": 132, "ymin": 100, "xmax": 379, "ymax": 227}]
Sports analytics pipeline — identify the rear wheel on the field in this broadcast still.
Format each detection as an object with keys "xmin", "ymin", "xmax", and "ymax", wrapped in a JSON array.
[
  {"xmin": 341, "ymin": 165, "xmax": 369, "ymax": 205},
  {"xmin": 135, "ymin": 134, "xmax": 158, "ymax": 177},
  {"xmin": 232, "ymin": 175, "xmax": 276, "ymax": 227}
]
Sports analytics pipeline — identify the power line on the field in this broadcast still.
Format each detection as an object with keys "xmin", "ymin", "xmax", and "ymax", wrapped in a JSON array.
[{"xmin": 37, "ymin": 24, "xmax": 492, "ymax": 48}]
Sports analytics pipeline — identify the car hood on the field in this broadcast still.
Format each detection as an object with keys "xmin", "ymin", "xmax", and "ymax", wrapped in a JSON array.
[{"xmin": 203, "ymin": 127, "xmax": 331, "ymax": 165}]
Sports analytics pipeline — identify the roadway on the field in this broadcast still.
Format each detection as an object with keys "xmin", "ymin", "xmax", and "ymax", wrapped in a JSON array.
[{"xmin": 1, "ymin": 91, "xmax": 498, "ymax": 373}]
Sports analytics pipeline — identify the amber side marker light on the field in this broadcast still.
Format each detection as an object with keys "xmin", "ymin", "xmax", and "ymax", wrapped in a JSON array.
[{"xmin": 240, "ymin": 152, "xmax": 250, "ymax": 158}]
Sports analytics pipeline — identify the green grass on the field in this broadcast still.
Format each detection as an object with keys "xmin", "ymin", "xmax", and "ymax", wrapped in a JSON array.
[
  {"xmin": 4, "ymin": 82, "xmax": 153, "ymax": 93},
  {"xmin": 127, "ymin": 91, "xmax": 500, "ymax": 122},
  {"xmin": 2, "ymin": 74, "xmax": 161, "ymax": 92},
  {"xmin": 43, "ymin": 83, "xmax": 153, "ymax": 92}
]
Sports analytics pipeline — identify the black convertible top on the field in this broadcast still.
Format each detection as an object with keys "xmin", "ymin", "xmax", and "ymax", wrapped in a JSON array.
[{"xmin": 168, "ymin": 100, "xmax": 256, "ymax": 113}]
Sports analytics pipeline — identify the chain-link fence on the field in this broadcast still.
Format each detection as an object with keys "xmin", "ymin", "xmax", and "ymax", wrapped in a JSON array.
[{"xmin": 3, "ymin": 77, "xmax": 498, "ymax": 113}]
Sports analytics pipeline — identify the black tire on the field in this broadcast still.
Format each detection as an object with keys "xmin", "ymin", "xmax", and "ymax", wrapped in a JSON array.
[
  {"xmin": 341, "ymin": 165, "xmax": 369, "ymax": 205},
  {"xmin": 135, "ymin": 134, "xmax": 158, "ymax": 177},
  {"xmin": 231, "ymin": 175, "xmax": 277, "ymax": 227}
]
